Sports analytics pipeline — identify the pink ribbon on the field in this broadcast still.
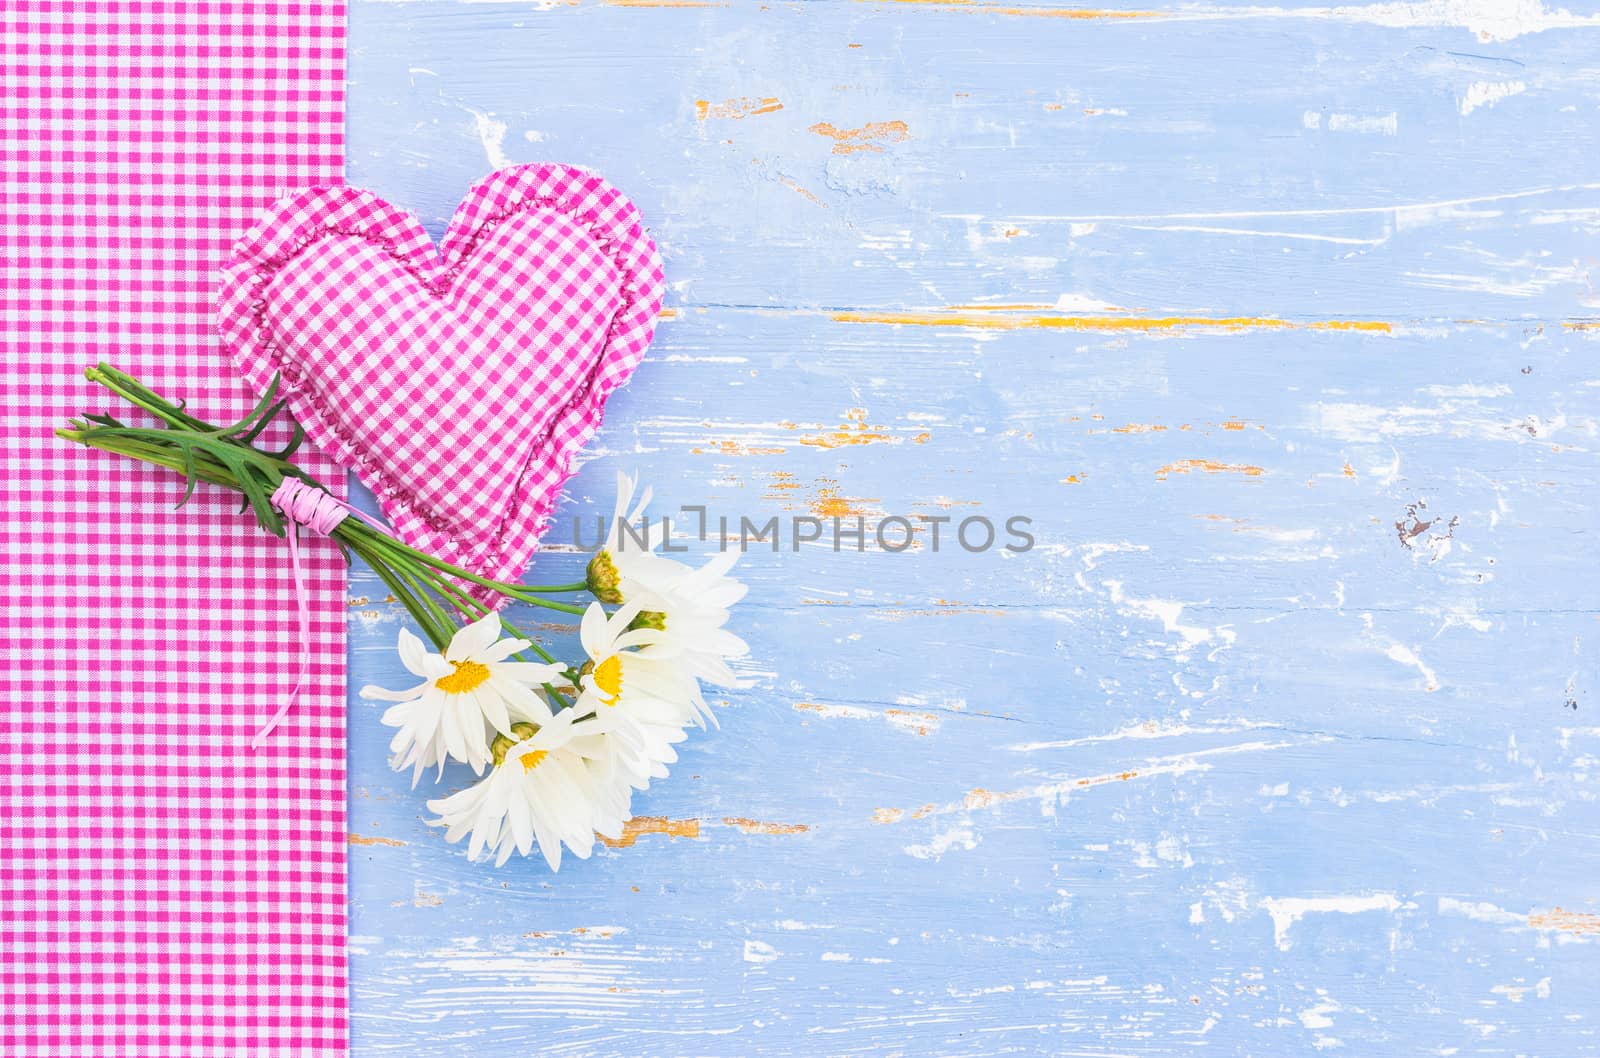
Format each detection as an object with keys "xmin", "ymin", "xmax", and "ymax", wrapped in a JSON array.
[{"xmin": 254, "ymin": 477, "xmax": 377, "ymax": 748}]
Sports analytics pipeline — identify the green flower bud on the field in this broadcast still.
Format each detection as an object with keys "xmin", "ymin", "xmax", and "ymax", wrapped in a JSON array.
[
  {"xmin": 627, "ymin": 610, "xmax": 667, "ymax": 632},
  {"xmin": 489, "ymin": 721, "xmax": 539, "ymax": 767},
  {"xmin": 586, "ymin": 550, "xmax": 624, "ymax": 604}
]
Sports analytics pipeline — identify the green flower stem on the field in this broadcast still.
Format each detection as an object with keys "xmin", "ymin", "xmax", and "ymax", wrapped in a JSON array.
[
  {"xmin": 86, "ymin": 364, "xmax": 214, "ymax": 434},
  {"xmin": 339, "ymin": 520, "xmax": 587, "ymax": 614},
  {"xmin": 360, "ymin": 544, "xmax": 453, "ymax": 651},
  {"xmin": 389, "ymin": 559, "xmax": 460, "ymax": 652},
  {"xmin": 57, "ymin": 428, "xmax": 240, "ymax": 490},
  {"xmin": 415, "ymin": 565, "xmax": 576, "ymax": 709}
]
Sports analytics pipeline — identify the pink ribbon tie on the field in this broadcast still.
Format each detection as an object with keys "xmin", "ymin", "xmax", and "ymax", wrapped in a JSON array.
[{"xmin": 253, "ymin": 477, "xmax": 364, "ymax": 748}]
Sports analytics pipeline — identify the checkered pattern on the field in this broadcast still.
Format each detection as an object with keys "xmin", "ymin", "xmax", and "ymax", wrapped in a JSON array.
[
  {"xmin": 1, "ymin": 2, "xmax": 348, "ymax": 1056},
  {"xmin": 218, "ymin": 164, "xmax": 667, "ymax": 596}
]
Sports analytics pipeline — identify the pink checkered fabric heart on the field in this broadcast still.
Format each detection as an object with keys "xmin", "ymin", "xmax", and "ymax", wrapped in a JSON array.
[{"xmin": 217, "ymin": 163, "xmax": 665, "ymax": 592}]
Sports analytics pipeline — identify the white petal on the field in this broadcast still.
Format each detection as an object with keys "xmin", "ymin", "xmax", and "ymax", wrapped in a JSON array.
[
  {"xmin": 448, "ymin": 611, "xmax": 501, "ymax": 662},
  {"xmin": 360, "ymin": 680, "xmax": 428, "ymax": 702},
  {"xmin": 440, "ymin": 697, "xmax": 469, "ymax": 764},
  {"xmin": 494, "ymin": 661, "xmax": 565, "ymax": 687},
  {"xmin": 613, "ymin": 628, "xmax": 665, "ymax": 652},
  {"xmin": 397, "ymin": 628, "xmax": 443, "ymax": 678},
  {"xmin": 476, "ymin": 686, "xmax": 513, "ymax": 736},
  {"xmin": 630, "ymin": 483, "xmax": 653, "ymax": 525},
  {"xmin": 610, "ymin": 599, "xmax": 646, "ymax": 633},
  {"xmin": 489, "ymin": 675, "xmax": 548, "ymax": 726},
  {"xmin": 461, "ymin": 693, "xmax": 494, "ymax": 763},
  {"xmin": 699, "ymin": 548, "xmax": 740, "ymax": 580},
  {"xmin": 476, "ymin": 637, "xmax": 532, "ymax": 663},
  {"xmin": 579, "ymin": 601, "xmax": 611, "ymax": 660},
  {"xmin": 508, "ymin": 781, "xmax": 535, "ymax": 856},
  {"xmin": 496, "ymin": 678, "xmax": 555, "ymax": 724},
  {"xmin": 532, "ymin": 811, "xmax": 562, "ymax": 872},
  {"xmin": 611, "ymin": 470, "xmax": 634, "ymax": 527}
]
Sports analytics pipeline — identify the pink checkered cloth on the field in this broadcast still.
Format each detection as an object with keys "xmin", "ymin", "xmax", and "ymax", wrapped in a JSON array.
[
  {"xmin": 0, "ymin": 2, "xmax": 349, "ymax": 1055},
  {"xmin": 217, "ymin": 165, "xmax": 666, "ymax": 598}
]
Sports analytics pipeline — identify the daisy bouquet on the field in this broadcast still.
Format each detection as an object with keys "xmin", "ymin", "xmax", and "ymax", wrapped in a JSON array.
[{"xmin": 59, "ymin": 365, "xmax": 748, "ymax": 870}]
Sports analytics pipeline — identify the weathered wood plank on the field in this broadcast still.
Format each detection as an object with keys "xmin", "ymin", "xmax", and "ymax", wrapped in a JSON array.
[{"xmin": 345, "ymin": 3, "xmax": 1600, "ymax": 1054}]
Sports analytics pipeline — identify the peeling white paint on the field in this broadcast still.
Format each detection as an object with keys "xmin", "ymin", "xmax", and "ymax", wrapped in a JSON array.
[
  {"xmin": 465, "ymin": 106, "xmax": 511, "ymax": 169},
  {"xmin": 1385, "ymin": 643, "xmax": 1440, "ymax": 692},
  {"xmin": 904, "ymin": 827, "xmax": 978, "ymax": 860},
  {"xmin": 743, "ymin": 940, "xmax": 780, "ymax": 964},
  {"xmin": 1260, "ymin": 894, "xmax": 1404, "ymax": 950},
  {"xmin": 1460, "ymin": 81, "xmax": 1528, "ymax": 116}
]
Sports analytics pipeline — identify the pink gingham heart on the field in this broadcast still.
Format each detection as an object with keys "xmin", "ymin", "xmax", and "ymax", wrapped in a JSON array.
[{"xmin": 217, "ymin": 164, "xmax": 665, "ymax": 594}]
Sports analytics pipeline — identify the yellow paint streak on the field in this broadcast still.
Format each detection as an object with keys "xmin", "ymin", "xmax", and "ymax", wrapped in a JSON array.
[
  {"xmin": 1111, "ymin": 423, "xmax": 1166, "ymax": 434},
  {"xmin": 1078, "ymin": 769, "xmax": 1139, "ymax": 787},
  {"xmin": 872, "ymin": 0, "xmax": 1158, "ymax": 17},
  {"xmin": 880, "ymin": 770, "xmax": 1143, "ymax": 825},
  {"xmin": 696, "ymin": 96, "xmax": 783, "ymax": 121},
  {"xmin": 1062, "ymin": 474, "xmax": 1082, "ymax": 484},
  {"xmin": 605, "ymin": 0, "xmax": 724, "ymax": 7},
  {"xmin": 1220, "ymin": 418, "xmax": 1249, "ymax": 431},
  {"xmin": 692, "ymin": 439, "xmax": 788, "ymax": 456},
  {"xmin": 658, "ymin": 306, "xmax": 680, "ymax": 321},
  {"xmin": 809, "ymin": 119, "xmax": 910, "ymax": 155},
  {"xmin": 798, "ymin": 407, "xmax": 895, "ymax": 448},
  {"xmin": 1529, "ymin": 907, "xmax": 1600, "ymax": 935},
  {"xmin": 349, "ymin": 833, "xmax": 406, "ymax": 848},
  {"xmin": 831, "ymin": 309, "xmax": 1392, "ymax": 334},
  {"xmin": 1156, "ymin": 459, "xmax": 1265, "ymax": 481},
  {"xmin": 778, "ymin": 174, "xmax": 826, "ymax": 206},
  {"xmin": 965, "ymin": 788, "xmax": 1002, "ymax": 809},
  {"xmin": 762, "ymin": 470, "xmax": 802, "ymax": 503},
  {"xmin": 885, "ymin": 707, "xmax": 938, "ymax": 736},
  {"xmin": 810, "ymin": 486, "xmax": 872, "ymax": 519},
  {"xmin": 1343, "ymin": 462, "xmax": 1357, "ymax": 478},
  {"xmin": 600, "ymin": 816, "xmax": 702, "ymax": 848},
  {"xmin": 722, "ymin": 816, "xmax": 811, "ymax": 835}
]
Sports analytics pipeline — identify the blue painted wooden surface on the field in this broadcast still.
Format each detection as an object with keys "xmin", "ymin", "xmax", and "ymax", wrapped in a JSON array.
[{"xmin": 343, "ymin": 3, "xmax": 1600, "ymax": 1053}]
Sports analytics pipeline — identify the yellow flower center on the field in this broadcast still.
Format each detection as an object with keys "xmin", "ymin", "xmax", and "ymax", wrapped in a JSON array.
[
  {"xmin": 520, "ymin": 749, "xmax": 549, "ymax": 773},
  {"xmin": 593, "ymin": 654, "xmax": 624, "ymax": 706},
  {"xmin": 436, "ymin": 660, "xmax": 490, "ymax": 695}
]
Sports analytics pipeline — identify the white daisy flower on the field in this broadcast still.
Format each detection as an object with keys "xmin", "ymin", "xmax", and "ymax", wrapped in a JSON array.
[
  {"xmin": 573, "ymin": 600, "xmax": 704, "ymax": 792},
  {"xmin": 585, "ymin": 473, "xmax": 748, "ymax": 682},
  {"xmin": 630, "ymin": 549, "xmax": 749, "ymax": 692},
  {"xmin": 585, "ymin": 471, "xmax": 695, "ymax": 605},
  {"xmin": 425, "ymin": 704, "xmax": 631, "ymax": 870},
  {"xmin": 361, "ymin": 611, "xmax": 563, "ymax": 784}
]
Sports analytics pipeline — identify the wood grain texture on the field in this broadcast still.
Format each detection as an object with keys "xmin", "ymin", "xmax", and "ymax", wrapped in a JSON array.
[{"xmin": 344, "ymin": 2, "xmax": 1600, "ymax": 1053}]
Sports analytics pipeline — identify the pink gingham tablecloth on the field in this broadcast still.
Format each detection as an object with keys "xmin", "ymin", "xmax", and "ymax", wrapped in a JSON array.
[{"xmin": 0, "ymin": 2, "xmax": 350, "ymax": 1054}]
